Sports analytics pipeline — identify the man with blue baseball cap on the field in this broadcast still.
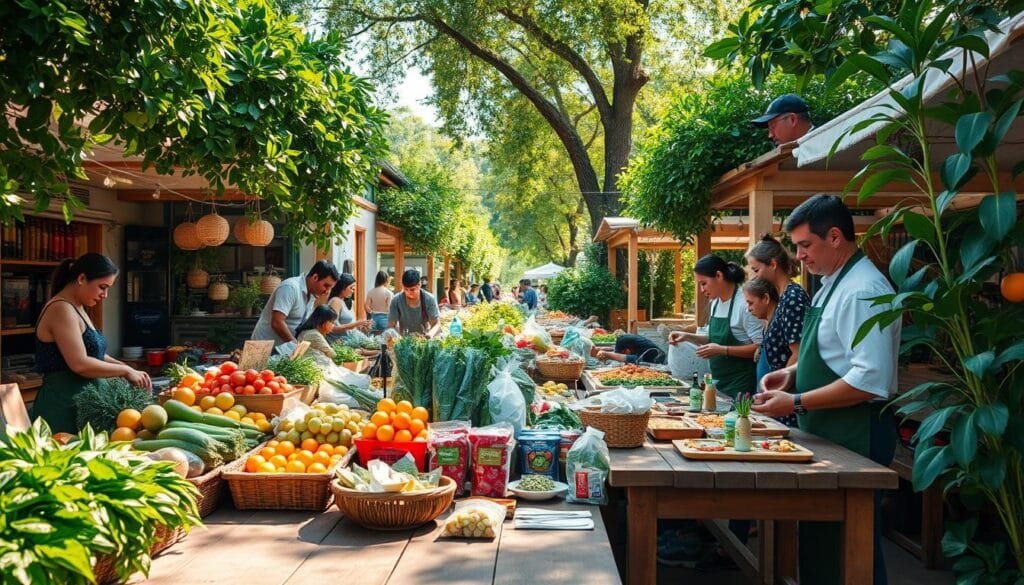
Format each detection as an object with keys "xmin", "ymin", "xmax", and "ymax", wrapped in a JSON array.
[{"xmin": 752, "ymin": 93, "xmax": 813, "ymax": 145}]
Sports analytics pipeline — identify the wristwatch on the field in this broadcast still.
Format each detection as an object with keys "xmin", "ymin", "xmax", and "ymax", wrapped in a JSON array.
[{"xmin": 793, "ymin": 394, "xmax": 808, "ymax": 415}]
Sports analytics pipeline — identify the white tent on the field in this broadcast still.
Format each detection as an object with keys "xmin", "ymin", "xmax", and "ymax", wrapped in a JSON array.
[{"xmin": 522, "ymin": 262, "xmax": 566, "ymax": 280}]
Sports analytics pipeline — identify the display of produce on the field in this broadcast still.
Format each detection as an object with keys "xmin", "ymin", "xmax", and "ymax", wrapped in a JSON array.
[
  {"xmin": 190, "ymin": 392, "xmax": 273, "ymax": 432},
  {"xmin": 530, "ymin": 402, "xmax": 583, "ymax": 430},
  {"xmin": 266, "ymin": 355, "xmax": 324, "ymax": 387},
  {"xmin": 330, "ymin": 344, "xmax": 362, "ymax": 365},
  {"xmin": 537, "ymin": 310, "xmax": 574, "ymax": 322},
  {"xmin": 243, "ymin": 438, "xmax": 346, "ymax": 474},
  {"xmin": 166, "ymin": 361, "xmax": 297, "ymax": 397},
  {"xmin": 0, "ymin": 420, "xmax": 199, "ymax": 584},
  {"xmin": 73, "ymin": 376, "xmax": 155, "ymax": 432},
  {"xmin": 538, "ymin": 380, "xmax": 572, "ymax": 399},
  {"xmin": 356, "ymin": 398, "xmax": 429, "ymax": 443},
  {"xmin": 590, "ymin": 333, "xmax": 618, "ymax": 345},
  {"xmin": 516, "ymin": 475, "xmax": 556, "ymax": 492},
  {"xmin": 462, "ymin": 301, "xmax": 525, "ymax": 331},
  {"xmin": 276, "ymin": 402, "xmax": 364, "ymax": 451},
  {"xmin": 536, "ymin": 348, "xmax": 582, "ymax": 363},
  {"xmin": 592, "ymin": 364, "xmax": 683, "ymax": 387},
  {"xmin": 392, "ymin": 337, "xmax": 494, "ymax": 426}
]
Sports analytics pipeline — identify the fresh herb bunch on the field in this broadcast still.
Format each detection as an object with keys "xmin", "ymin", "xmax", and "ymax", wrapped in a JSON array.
[
  {"xmin": 266, "ymin": 355, "xmax": 323, "ymax": 386},
  {"xmin": 531, "ymin": 403, "xmax": 583, "ymax": 430},
  {"xmin": 462, "ymin": 302, "xmax": 524, "ymax": 331},
  {"xmin": 330, "ymin": 344, "xmax": 361, "ymax": 365},
  {"xmin": 74, "ymin": 377, "xmax": 155, "ymax": 432},
  {"xmin": 441, "ymin": 329, "xmax": 510, "ymax": 368},
  {"xmin": 591, "ymin": 333, "xmax": 618, "ymax": 344},
  {"xmin": 0, "ymin": 420, "xmax": 200, "ymax": 584},
  {"xmin": 735, "ymin": 393, "xmax": 753, "ymax": 418}
]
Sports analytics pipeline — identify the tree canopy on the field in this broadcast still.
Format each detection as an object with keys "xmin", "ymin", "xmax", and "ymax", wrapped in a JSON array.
[{"xmin": 1, "ymin": 0, "xmax": 387, "ymax": 249}]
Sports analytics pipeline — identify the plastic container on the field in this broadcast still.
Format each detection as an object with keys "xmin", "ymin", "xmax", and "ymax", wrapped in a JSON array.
[
  {"xmin": 449, "ymin": 316, "xmax": 463, "ymax": 338},
  {"xmin": 145, "ymin": 349, "xmax": 166, "ymax": 367},
  {"xmin": 354, "ymin": 438, "xmax": 428, "ymax": 471}
]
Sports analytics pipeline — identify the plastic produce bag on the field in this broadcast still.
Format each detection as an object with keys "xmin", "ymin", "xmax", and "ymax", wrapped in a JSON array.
[
  {"xmin": 572, "ymin": 388, "xmax": 653, "ymax": 414},
  {"xmin": 440, "ymin": 499, "xmax": 506, "ymax": 539},
  {"xmin": 428, "ymin": 420, "xmax": 471, "ymax": 496},
  {"xmin": 667, "ymin": 341, "xmax": 711, "ymax": 381},
  {"xmin": 565, "ymin": 427, "xmax": 610, "ymax": 505},
  {"xmin": 487, "ymin": 357, "xmax": 527, "ymax": 434},
  {"xmin": 318, "ymin": 378, "xmax": 380, "ymax": 410},
  {"xmin": 273, "ymin": 402, "xmax": 312, "ymax": 433},
  {"xmin": 522, "ymin": 316, "xmax": 553, "ymax": 352},
  {"xmin": 561, "ymin": 327, "xmax": 598, "ymax": 367}
]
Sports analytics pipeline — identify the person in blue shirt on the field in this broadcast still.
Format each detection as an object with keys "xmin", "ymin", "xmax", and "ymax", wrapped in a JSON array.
[
  {"xmin": 518, "ymin": 278, "xmax": 538, "ymax": 310},
  {"xmin": 465, "ymin": 284, "xmax": 481, "ymax": 306},
  {"xmin": 479, "ymin": 277, "xmax": 494, "ymax": 303}
]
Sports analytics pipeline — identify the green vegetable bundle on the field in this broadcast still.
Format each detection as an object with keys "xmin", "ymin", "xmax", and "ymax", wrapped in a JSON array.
[
  {"xmin": 74, "ymin": 377, "xmax": 155, "ymax": 432},
  {"xmin": 462, "ymin": 302, "xmax": 525, "ymax": 332},
  {"xmin": 393, "ymin": 338, "xmax": 496, "ymax": 426},
  {"xmin": 392, "ymin": 337, "xmax": 437, "ymax": 410},
  {"xmin": 267, "ymin": 355, "xmax": 324, "ymax": 386},
  {"xmin": 330, "ymin": 344, "xmax": 361, "ymax": 365},
  {"xmin": 532, "ymin": 403, "xmax": 583, "ymax": 430},
  {"xmin": 0, "ymin": 420, "xmax": 200, "ymax": 584}
]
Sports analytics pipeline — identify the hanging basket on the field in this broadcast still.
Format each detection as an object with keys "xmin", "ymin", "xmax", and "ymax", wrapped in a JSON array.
[
  {"xmin": 173, "ymin": 222, "xmax": 204, "ymax": 251},
  {"xmin": 244, "ymin": 219, "xmax": 275, "ymax": 247},
  {"xmin": 208, "ymin": 282, "xmax": 229, "ymax": 301},
  {"xmin": 233, "ymin": 217, "xmax": 250, "ymax": 244},
  {"xmin": 196, "ymin": 212, "xmax": 229, "ymax": 247},
  {"xmin": 260, "ymin": 274, "xmax": 281, "ymax": 295},
  {"xmin": 187, "ymin": 269, "xmax": 209, "ymax": 289}
]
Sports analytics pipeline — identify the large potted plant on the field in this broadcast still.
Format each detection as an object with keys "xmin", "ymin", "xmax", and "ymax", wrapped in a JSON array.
[
  {"xmin": 710, "ymin": 0, "xmax": 1024, "ymax": 578},
  {"xmin": 229, "ymin": 282, "xmax": 264, "ymax": 318}
]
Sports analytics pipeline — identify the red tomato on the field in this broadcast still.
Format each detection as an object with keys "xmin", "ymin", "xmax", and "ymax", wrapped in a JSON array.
[
  {"xmin": 243, "ymin": 384, "xmax": 255, "ymax": 395},
  {"xmin": 245, "ymin": 369, "xmax": 258, "ymax": 383},
  {"xmin": 282, "ymin": 383, "xmax": 294, "ymax": 393},
  {"xmin": 258, "ymin": 387, "xmax": 273, "ymax": 395},
  {"xmin": 275, "ymin": 376, "xmax": 286, "ymax": 384},
  {"xmin": 219, "ymin": 384, "xmax": 233, "ymax": 395},
  {"xmin": 266, "ymin": 381, "xmax": 281, "ymax": 393},
  {"xmin": 260, "ymin": 370, "xmax": 274, "ymax": 382},
  {"xmin": 220, "ymin": 361, "xmax": 238, "ymax": 375},
  {"xmin": 229, "ymin": 372, "xmax": 247, "ymax": 387},
  {"xmin": 252, "ymin": 379, "xmax": 265, "ymax": 391},
  {"xmin": 218, "ymin": 374, "xmax": 230, "ymax": 386},
  {"xmin": 206, "ymin": 366, "xmax": 221, "ymax": 379}
]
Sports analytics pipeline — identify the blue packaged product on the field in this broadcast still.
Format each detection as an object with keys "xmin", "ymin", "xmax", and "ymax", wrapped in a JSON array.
[{"xmin": 517, "ymin": 430, "xmax": 562, "ymax": 480}]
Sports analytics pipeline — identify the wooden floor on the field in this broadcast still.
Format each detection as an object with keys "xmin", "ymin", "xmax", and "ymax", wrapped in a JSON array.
[{"xmin": 131, "ymin": 499, "xmax": 621, "ymax": 585}]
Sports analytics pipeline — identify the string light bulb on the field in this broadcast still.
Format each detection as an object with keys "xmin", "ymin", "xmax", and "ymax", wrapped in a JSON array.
[
  {"xmin": 103, "ymin": 174, "xmax": 116, "ymax": 188},
  {"xmin": 152, "ymin": 186, "xmax": 161, "ymax": 199}
]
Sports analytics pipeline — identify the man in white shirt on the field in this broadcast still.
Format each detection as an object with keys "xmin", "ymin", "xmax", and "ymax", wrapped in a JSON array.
[
  {"xmin": 755, "ymin": 194, "xmax": 899, "ymax": 585},
  {"xmin": 251, "ymin": 260, "xmax": 339, "ymax": 347}
]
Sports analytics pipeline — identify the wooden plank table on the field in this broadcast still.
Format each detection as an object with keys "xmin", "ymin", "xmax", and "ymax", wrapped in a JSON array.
[
  {"xmin": 609, "ymin": 428, "xmax": 899, "ymax": 585},
  {"xmin": 132, "ymin": 498, "xmax": 620, "ymax": 585}
]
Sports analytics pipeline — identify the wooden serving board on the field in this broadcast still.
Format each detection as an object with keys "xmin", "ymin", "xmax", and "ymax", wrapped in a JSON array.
[
  {"xmin": 673, "ymin": 439, "xmax": 814, "ymax": 462},
  {"xmin": 646, "ymin": 416, "xmax": 704, "ymax": 440},
  {"xmin": 582, "ymin": 370, "xmax": 691, "ymax": 392},
  {"xmin": 682, "ymin": 412, "xmax": 791, "ymax": 437}
]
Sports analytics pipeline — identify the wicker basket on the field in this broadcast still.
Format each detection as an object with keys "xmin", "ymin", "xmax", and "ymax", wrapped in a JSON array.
[
  {"xmin": 233, "ymin": 217, "xmax": 251, "ymax": 244},
  {"xmin": 578, "ymin": 408, "xmax": 651, "ymax": 448},
  {"xmin": 173, "ymin": 222, "xmax": 204, "ymax": 250},
  {"xmin": 196, "ymin": 212, "xmax": 229, "ymax": 246},
  {"xmin": 208, "ymin": 282, "xmax": 229, "ymax": 301},
  {"xmin": 535, "ymin": 358, "xmax": 584, "ymax": 380},
  {"xmin": 186, "ymin": 268, "xmax": 209, "ymax": 289},
  {"xmin": 260, "ymin": 274, "xmax": 281, "ymax": 294},
  {"xmin": 244, "ymin": 219, "xmax": 275, "ymax": 247},
  {"xmin": 188, "ymin": 465, "xmax": 226, "ymax": 518},
  {"xmin": 222, "ymin": 451, "xmax": 337, "ymax": 511},
  {"xmin": 92, "ymin": 525, "xmax": 183, "ymax": 583},
  {"xmin": 549, "ymin": 330, "xmax": 565, "ymax": 345},
  {"xmin": 331, "ymin": 476, "xmax": 456, "ymax": 531}
]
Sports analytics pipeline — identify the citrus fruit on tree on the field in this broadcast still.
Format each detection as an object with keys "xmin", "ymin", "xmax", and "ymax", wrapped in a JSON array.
[{"xmin": 1001, "ymin": 272, "xmax": 1024, "ymax": 302}]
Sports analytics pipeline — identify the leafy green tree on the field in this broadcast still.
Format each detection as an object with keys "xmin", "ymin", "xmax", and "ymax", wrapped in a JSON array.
[
  {"xmin": 1, "ymin": 0, "xmax": 387, "ymax": 249},
  {"xmin": 286, "ymin": 0, "xmax": 736, "ymax": 233}
]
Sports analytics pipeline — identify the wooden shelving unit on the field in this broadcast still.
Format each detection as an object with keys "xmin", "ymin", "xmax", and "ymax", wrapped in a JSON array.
[
  {"xmin": 0, "ymin": 260, "xmax": 62, "ymax": 267},
  {"xmin": 0, "ymin": 327, "xmax": 35, "ymax": 336}
]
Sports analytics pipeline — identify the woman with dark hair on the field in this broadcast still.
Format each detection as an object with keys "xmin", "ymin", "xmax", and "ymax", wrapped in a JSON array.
[
  {"xmin": 325, "ymin": 274, "xmax": 370, "ymax": 343},
  {"xmin": 295, "ymin": 305, "xmax": 340, "ymax": 365},
  {"xmin": 743, "ymin": 277, "xmax": 797, "ymax": 427},
  {"xmin": 668, "ymin": 254, "xmax": 761, "ymax": 398},
  {"xmin": 364, "ymin": 271, "xmax": 394, "ymax": 332},
  {"xmin": 32, "ymin": 253, "xmax": 151, "ymax": 433},
  {"xmin": 446, "ymin": 279, "xmax": 464, "ymax": 307},
  {"xmin": 746, "ymin": 234, "xmax": 809, "ymax": 396}
]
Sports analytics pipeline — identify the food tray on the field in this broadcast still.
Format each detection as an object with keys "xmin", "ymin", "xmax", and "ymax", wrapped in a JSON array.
[
  {"xmin": 582, "ymin": 370, "xmax": 691, "ymax": 392},
  {"xmin": 673, "ymin": 438, "xmax": 813, "ymax": 462},
  {"xmin": 646, "ymin": 416, "xmax": 704, "ymax": 440},
  {"xmin": 683, "ymin": 412, "xmax": 791, "ymax": 437}
]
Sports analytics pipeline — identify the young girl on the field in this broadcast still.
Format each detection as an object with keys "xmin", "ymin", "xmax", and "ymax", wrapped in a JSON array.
[{"xmin": 295, "ymin": 305, "xmax": 339, "ymax": 367}]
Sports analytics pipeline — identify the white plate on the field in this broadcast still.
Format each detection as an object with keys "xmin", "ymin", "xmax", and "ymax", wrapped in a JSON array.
[{"xmin": 507, "ymin": 479, "xmax": 568, "ymax": 501}]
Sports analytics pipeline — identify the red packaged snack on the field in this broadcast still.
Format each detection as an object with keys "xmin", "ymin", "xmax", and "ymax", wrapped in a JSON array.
[
  {"xmin": 428, "ymin": 421, "xmax": 471, "ymax": 496},
  {"xmin": 469, "ymin": 423, "xmax": 515, "ymax": 497}
]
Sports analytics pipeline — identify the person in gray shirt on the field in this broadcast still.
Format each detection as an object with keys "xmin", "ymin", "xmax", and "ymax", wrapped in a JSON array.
[{"xmin": 388, "ymin": 269, "xmax": 441, "ymax": 337}]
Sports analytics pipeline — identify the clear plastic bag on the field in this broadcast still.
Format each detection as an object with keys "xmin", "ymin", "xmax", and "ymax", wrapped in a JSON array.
[
  {"xmin": 522, "ymin": 316, "xmax": 553, "ymax": 351},
  {"xmin": 565, "ymin": 427, "xmax": 610, "ymax": 505},
  {"xmin": 572, "ymin": 388, "xmax": 653, "ymax": 414},
  {"xmin": 667, "ymin": 341, "xmax": 711, "ymax": 381},
  {"xmin": 440, "ymin": 499, "xmax": 506, "ymax": 539},
  {"xmin": 487, "ymin": 357, "xmax": 527, "ymax": 434}
]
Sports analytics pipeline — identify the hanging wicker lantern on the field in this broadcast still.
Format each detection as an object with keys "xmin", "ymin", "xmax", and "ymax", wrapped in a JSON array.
[
  {"xmin": 233, "ymin": 217, "xmax": 250, "ymax": 244},
  {"xmin": 173, "ymin": 222, "xmax": 203, "ymax": 251},
  {"xmin": 186, "ymin": 268, "xmax": 209, "ymax": 289},
  {"xmin": 196, "ymin": 210, "xmax": 229, "ymax": 246},
  {"xmin": 208, "ymin": 281, "xmax": 229, "ymax": 301},
  {"xmin": 244, "ymin": 219, "xmax": 274, "ymax": 247},
  {"xmin": 260, "ymin": 274, "xmax": 281, "ymax": 295}
]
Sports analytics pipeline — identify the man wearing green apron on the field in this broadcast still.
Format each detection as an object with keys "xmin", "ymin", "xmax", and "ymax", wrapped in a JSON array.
[{"xmin": 754, "ymin": 195, "xmax": 899, "ymax": 585}]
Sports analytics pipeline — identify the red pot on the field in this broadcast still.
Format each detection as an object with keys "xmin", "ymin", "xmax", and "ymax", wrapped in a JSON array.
[{"xmin": 145, "ymin": 350, "xmax": 165, "ymax": 367}]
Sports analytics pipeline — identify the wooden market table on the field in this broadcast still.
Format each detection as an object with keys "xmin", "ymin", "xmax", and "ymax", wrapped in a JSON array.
[
  {"xmin": 131, "ymin": 498, "xmax": 621, "ymax": 585},
  {"xmin": 608, "ymin": 428, "xmax": 898, "ymax": 585}
]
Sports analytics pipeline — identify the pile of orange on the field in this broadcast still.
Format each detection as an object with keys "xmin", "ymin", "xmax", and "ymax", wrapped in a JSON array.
[
  {"xmin": 358, "ymin": 398, "xmax": 429, "ymax": 443},
  {"xmin": 244, "ymin": 439, "xmax": 347, "ymax": 474}
]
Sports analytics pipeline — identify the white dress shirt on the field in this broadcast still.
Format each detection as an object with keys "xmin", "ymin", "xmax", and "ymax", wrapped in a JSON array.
[
  {"xmin": 711, "ymin": 292, "xmax": 764, "ymax": 344},
  {"xmin": 813, "ymin": 255, "xmax": 901, "ymax": 399},
  {"xmin": 250, "ymin": 276, "xmax": 314, "ymax": 345}
]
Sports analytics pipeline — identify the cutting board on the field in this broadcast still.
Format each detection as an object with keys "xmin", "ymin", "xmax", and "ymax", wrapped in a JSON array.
[
  {"xmin": 646, "ymin": 415, "xmax": 704, "ymax": 440},
  {"xmin": 673, "ymin": 438, "xmax": 814, "ymax": 462},
  {"xmin": 682, "ymin": 412, "xmax": 791, "ymax": 437}
]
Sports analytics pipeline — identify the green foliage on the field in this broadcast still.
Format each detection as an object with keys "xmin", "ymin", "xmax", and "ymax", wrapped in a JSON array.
[
  {"xmin": 462, "ymin": 302, "xmax": 526, "ymax": 332},
  {"xmin": 638, "ymin": 248, "xmax": 696, "ymax": 318},
  {"xmin": 1, "ymin": 0, "xmax": 388, "ymax": 249},
  {"xmin": 714, "ymin": 0, "xmax": 1024, "ymax": 577},
  {"xmin": 330, "ymin": 344, "xmax": 361, "ymax": 365},
  {"xmin": 376, "ymin": 164, "xmax": 460, "ymax": 253},
  {"xmin": 546, "ymin": 261, "xmax": 625, "ymax": 325},
  {"xmin": 0, "ymin": 420, "xmax": 200, "ymax": 584},
  {"xmin": 74, "ymin": 378, "xmax": 155, "ymax": 433},
  {"xmin": 620, "ymin": 73, "xmax": 878, "ymax": 243},
  {"xmin": 228, "ymin": 282, "xmax": 264, "ymax": 310},
  {"xmin": 267, "ymin": 355, "xmax": 323, "ymax": 386}
]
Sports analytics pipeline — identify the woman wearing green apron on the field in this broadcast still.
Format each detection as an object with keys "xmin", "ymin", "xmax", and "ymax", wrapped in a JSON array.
[
  {"xmin": 669, "ymin": 254, "xmax": 760, "ymax": 398},
  {"xmin": 32, "ymin": 253, "xmax": 151, "ymax": 434},
  {"xmin": 755, "ymin": 195, "xmax": 900, "ymax": 585}
]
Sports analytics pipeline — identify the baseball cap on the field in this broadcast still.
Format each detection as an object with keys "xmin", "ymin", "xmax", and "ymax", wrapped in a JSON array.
[{"xmin": 751, "ymin": 94, "xmax": 809, "ymax": 127}]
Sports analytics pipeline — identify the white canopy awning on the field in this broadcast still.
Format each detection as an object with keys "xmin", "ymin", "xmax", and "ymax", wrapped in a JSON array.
[{"xmin": 522, "ymin": 262, "xmax": 566, "ymax": 280}]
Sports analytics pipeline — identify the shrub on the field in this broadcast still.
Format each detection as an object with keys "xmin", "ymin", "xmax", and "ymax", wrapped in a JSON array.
[{"xmin": 546, "ymin": 262, "xmax": 625, "ymax": 325}]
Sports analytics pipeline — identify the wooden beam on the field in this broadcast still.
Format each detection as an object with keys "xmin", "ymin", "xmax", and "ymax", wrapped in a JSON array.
[
  {"xmin": 117, "ymin": 189, "xmax": 248, "ymax": 202},
  {"xmin": 695, "ymin": 229, "xmax": 711, "ymax": 325},
  {"xmin": 607, "ymin": 229, "xmax": 633, "ymax": 251},
  {"xmin": 443, "ymin": 255, "xmax": 451, "ymax": 292},
  {"xmin": 426, "ymin": 255, "xmax": 435, "ymax": 293},
  {"xmin": 608, "ymin": 243, "xmax": 617, "ymax": 279},
  {"xmin": 628, "ymin": 231, "xmax": 639, "ymax": 333},
  {"xmin": 750, "ymin": 189, "xmax": 774, "ymax": 244},
  {"xmin": 375, "ymin": 221, "xmax": 403, "ymax": 238},
  {"xmin": 393, "ymin": 232, "xmax": 405, "ymax": 293},
  {"xmin": 673, "ymin": 249, "xmax": 682, "ymax": 315}
]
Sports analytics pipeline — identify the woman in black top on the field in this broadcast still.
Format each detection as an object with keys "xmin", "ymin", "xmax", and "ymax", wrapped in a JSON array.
[{"xmin": 33, "ymin": 253, "xmax": 151, "ymax": 433}]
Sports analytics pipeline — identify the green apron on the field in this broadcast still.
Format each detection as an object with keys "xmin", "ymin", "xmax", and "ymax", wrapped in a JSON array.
[
  {"xmin": 707, "ymin": 286, "xmax": 758, "ymax": 398},
  {"xmin": 795, "ymin": 250, "xmax": 890, "ymax": 585},
  {"xmin": 30, "ymin": 370, "xmax": 93, "ymax": 434}
]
